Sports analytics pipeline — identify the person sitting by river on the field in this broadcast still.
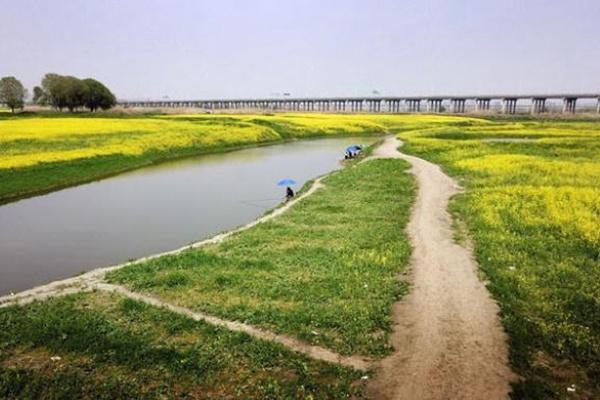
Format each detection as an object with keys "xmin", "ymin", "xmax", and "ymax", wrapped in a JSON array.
[{"xmin": 286, "ymin": 186, "xmax": 295, "ymax": 200}]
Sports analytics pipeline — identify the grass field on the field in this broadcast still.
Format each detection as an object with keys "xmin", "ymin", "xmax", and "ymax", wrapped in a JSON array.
[
  {"xmin": 1, "ymin": 112, "xmax": 598, "ymax": 398},
  {"xmin": 0, "ymin": 153, "xmax": 416, "ymax": 397},
  {"xmin": 107, "ymin": 158, "xmax": 415, "ymax": 357},
  {"xmin": 396, "ymin": 120, "xmax": 600, "ymax": 399},
  {"xmin": 0, "ymin": 291, "xmax": 363, "ymax": 399}
]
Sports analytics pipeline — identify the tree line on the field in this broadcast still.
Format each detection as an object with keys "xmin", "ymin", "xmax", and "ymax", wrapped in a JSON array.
[{"xmin": 0, "ymin": 74, "xmax": 116, "ymax": 113}]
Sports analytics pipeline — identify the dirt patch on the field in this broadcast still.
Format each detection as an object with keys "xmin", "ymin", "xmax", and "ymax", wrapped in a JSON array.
[{"xmin": 366, "ymin": 136, "xmax": 515, "ymax": 399}]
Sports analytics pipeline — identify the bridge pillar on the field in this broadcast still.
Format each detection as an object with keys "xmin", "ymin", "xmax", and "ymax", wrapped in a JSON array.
[
  {"xmin": 562, "ymin": 97, "xmax": 577, "ymax": 113},
  {"xmin": 451, "ymin": 99, "xmax": 465, "ymax": 113},
  {"xmin": 531, "ymin": 98, "xmax": 546, "ymax": 114},
  {"xmin": 502, "ymin": 98, "xmax": 517, "ymax": 114},
  {"xmin": 475, "ymin": 98, "xmax": 490, "ymax": 112},
  {"xmin": 427, "ymin": 99, "xmax": 442, "ymax": 113},
  {"xmin": 406, "ymin": 99, "xmax": 421, "ymax": 113}
]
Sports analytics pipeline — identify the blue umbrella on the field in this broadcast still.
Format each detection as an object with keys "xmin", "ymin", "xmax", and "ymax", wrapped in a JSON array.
[
  {"xmin": 277, "ymin": 178, "xmax": 297, "ymax": 186},
  {"xmin": 346, "ymin": 145, "xmax": 361, "ymax": 152}
]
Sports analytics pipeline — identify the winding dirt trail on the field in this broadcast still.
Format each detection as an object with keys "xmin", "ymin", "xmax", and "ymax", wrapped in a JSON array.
[{"xmin": 367, "ymin": 137, "xmax": 515, "ymax": 399}]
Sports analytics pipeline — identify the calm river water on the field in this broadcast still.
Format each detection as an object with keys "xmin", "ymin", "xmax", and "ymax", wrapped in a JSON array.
[{"xmin": 0, "ymin": 137, "xmax": 375, "ymax": 295}]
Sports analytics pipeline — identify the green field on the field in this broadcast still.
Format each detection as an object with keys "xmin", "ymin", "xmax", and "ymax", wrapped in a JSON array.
[
  {"xmin": 396, "ymin": 119, "xmax": 600, "ymax": 398},
  {"xmin": 107, "ymin": 158, "xmax": 415, "ymax": 357},
  {"xmin": 0, "ymin": 112, "xmax": 598, "ymax": 398},
  {"xmin": 0, "ymin": 153, "xmax": 415, "ymax": 398},
  {"xmin": 0, "ymin": 291, "xmax": 362, "ymax": 399}
]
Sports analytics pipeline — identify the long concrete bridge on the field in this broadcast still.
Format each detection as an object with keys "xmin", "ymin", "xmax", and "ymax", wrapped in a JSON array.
[{"xmin": 119, "ymin": 93, "xmax": 600, "ymax": 114}]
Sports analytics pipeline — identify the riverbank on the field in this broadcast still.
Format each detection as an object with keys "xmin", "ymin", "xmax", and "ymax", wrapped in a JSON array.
[
  {"xmin": 0, "ymin": 146, "xmax": 416, "ymax": 398},
  {"xmin": 0, "ymin": 112, "xmax": 480, "ymax": 205},
  {"xmin": 0, "ymin": 136, "xmax": 376, "ymax": 295},
  {"xmin": 0, "ymin": 113, "xmax": 387, "ymax": 205}
]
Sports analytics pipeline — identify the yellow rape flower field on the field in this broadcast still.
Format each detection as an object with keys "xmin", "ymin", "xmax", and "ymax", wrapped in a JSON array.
[
  {"xmin": 398, "ymin": 119, "xmax": 600, "ymax": 398},
  {"xmin": 1, "ymin": 111, "xmax": 599, "ymax": 397},
  {"xmin": 0, "ymin": 113, "xmax": 472, "ymax": 203}
]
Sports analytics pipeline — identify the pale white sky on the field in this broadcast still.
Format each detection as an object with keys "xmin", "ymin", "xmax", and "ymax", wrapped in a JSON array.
[{"xmin": 1, "ymin": 0, "xmax": 599, "ymax": 100}]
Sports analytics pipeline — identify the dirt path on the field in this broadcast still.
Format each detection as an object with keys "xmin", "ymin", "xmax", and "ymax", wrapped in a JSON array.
[
  {"xmin": 367, "ymin": 137, "xmax": 515, "ymax": 399},
  {"xmin": 94, "ymin": 282, "xmax": 371, "ymax": 370}
]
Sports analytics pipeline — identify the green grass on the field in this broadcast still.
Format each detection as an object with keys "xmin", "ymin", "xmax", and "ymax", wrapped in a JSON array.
[
  {"xmin": 108, "ymin": 158, "xmax": 415, "ymax": 357},
  {"xmin": 3, "ymin": 113, "xmax": 598, "ymax": 397},
  {"xmin": 0, "ymin": 292, "xmax": 363, "ymax": 399},
  {"xmin": 396, "ymin": 121, "xmax": 600, "ymax": 399}
]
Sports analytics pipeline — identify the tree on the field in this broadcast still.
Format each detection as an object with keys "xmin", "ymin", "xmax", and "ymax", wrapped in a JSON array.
[
  {"xmin": 32, "ymin": 86, "xmax": 46, "ymax": 105},
  {"xmin": 62, "ymin": 76, "xmax": 88, "ymax": 112},
  {"xmin": 0, "ymin": 76, "xmax": 26, "ymax": 112},
  {"xmin": 41, "ymin": 73, "xmax": 67, "ymax": 111},
  {"xmin": 82, "ymin": 78, "xmax": 116, "ymax": 111},
  {"xmin": 37, "ymin": 73, "xmax": 116, "ymax": 112}
]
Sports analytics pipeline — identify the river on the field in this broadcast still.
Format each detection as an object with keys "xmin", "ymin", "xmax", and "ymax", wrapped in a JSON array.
[{"xmin": 0, "ymin": 137, "xmax": 374, "ymax": 295}]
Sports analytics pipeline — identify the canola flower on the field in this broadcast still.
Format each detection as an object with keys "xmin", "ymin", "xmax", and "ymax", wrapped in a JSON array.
[
  {"xmin": 0, "ymin": 113, "xmax": 482, "ymax": 170},
  {"xmin": 397, "ymin": 119, "xmax": 600, "ymax": 397}
]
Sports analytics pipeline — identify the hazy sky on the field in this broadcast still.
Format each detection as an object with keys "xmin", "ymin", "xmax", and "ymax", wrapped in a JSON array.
[{"xmin": 1, "ymin": 0, "xmax": 599, "ymax": 100}]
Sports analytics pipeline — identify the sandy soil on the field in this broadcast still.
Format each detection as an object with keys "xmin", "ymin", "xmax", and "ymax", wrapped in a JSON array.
[{"xmin": 366, "ymin": 136, "xmax": 515, "ymax": 399}]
